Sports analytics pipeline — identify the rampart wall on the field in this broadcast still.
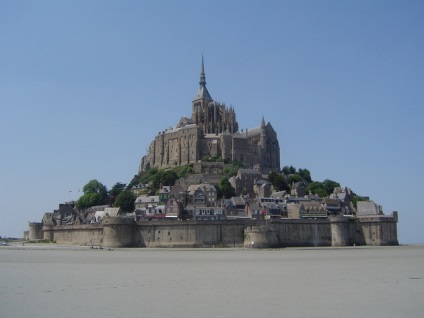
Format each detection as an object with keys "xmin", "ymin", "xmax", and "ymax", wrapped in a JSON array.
[
  {"xmin": 136, "ymin": 220, "xmax": 251, "ymax": 248},
  {"xmin": 358, "ymin": 212, "xmax": 399, "ymax": 246},
  {"xmin": 34, "ymin": 213, "xmax": 398, "ymax": 248},
  {"xmin": 42, "ymin": 224, "xmax": 103, "ymax": 246}
]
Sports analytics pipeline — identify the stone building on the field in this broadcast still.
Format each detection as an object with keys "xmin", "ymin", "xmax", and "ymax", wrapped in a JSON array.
[
  {"xmin": 229, "ymin": 168, "xmax": 262, "ymax": 195},
  {"xmin": 187, "ymin": 183, "xmax": 217, "ymax": 207},
  {"xmin": 139, "ymin": 57, "xmax": 280, "ymax": 173}
]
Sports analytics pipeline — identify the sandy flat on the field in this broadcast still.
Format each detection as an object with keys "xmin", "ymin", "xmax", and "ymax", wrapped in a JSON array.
[{"xmin": 0, "ymin": 244, "xmax": 423, "ymax": 318}]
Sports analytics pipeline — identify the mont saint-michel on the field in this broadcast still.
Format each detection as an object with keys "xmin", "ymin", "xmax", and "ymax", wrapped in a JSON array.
[
  {"xmin": 139, "ymin": 56, "xmax": 280, "ymax": 173},
  {"xmin": 26, "ymin": 58, "xmax": 398, "ymax": 248}
]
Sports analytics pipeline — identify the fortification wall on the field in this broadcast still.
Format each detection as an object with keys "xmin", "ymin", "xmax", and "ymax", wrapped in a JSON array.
[
  {"xmin": 43, "ymin": 224, "xmax": 103, "ymax": 246},
  {"xmin": 37, "ymin": 214, "xmax": 398, "ymax": 248},
  {"xmin": 244, "ymin": 220, "xmax": 332, "ymax": 248},
  {"xmin": 136, "ymin": 220, "xmax": 249, "ymax": 248},
  {"xmin": 275, "ymin": 219, "xmax": 332, "ymax": 247},
  {"xmin": 358, "ymin": 212, "xmax": 398, "ymax": 246}
]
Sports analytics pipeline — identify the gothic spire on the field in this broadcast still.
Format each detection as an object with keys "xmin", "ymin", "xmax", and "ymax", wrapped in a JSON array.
[
  {"xmin": 194, "ymin": 53, "xmax": 212, "ymax": 101},
  {"xmin": 200, "ymin": 53, "xmax": 206, "ymax": 86},
  {"xmin": 261, "ymin": 115, "xmax": 266, "ymax": 128}
]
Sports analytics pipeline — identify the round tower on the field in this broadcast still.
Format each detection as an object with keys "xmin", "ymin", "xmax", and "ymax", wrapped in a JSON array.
[
  {"xmin": 102, "ymin": 216, "xmax": 137, "ymax": 248},
  {"xmin": 28, "ymin": 222, "xmax": 43, "ymax": 240}
]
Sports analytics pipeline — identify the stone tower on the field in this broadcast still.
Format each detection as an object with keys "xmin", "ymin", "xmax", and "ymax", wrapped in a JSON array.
[{"xmin": 191, "ymin": 55, "xmax": 238, "ymax": 135}]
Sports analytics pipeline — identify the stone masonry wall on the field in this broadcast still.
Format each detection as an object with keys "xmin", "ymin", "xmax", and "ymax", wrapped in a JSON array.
[
  {"xmin": 39, "ymin": 214, "xmax": 398, "ymax": 248},
  {"xmin": 45, "ymin": 224, "xmax": 103, "ymax": 246}
]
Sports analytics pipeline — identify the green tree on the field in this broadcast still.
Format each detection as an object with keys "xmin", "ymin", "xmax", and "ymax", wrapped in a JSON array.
[
  {"xmin": 162, "ymin": 170, "xmax": 178, "ymax": 186},
  {"xmin": 140, "ymin": 167, "xmax": 159, "ymax": 184},
  {"xmin": 151, "ymin": 170, "xmax": 178, "ymax": 190},
  {"xmin": 287, "ymin": 173, "xmax": 302, "ymax": 185},
  {"xmin": 307, "ymin": 181, "xmax": 327, "ymax": 197},
  {"xmin": 322, "ymin": 179, "xmax": 340, "ymax": 195},
  {"xmin": 76, "ymin": 180, "xmax": 109, "ymax": 208},
  {"xmin": 282, "ymin": 165, "xmax": 297, "ymax": 175},
  {"xmin": 312, "ymin": 187, "xmax": 327, "ymax": 198},
  {"xmin": 172, "ymin": 165, "xmax": 193, "ymax": 178},
  {"xmin": 268, "ymin": 171, "xmax": 290, "ymax": 192},
  {"xmin": 225, "ymin": 160, "xmax": 242, "ymax": 177},
  {"xmin": 298, "ymin": 168, "xmax": 312, "ymax": 183},
  {"xmin": 217, "ymin": 177, "xmax": 235, "ymax": 199},
  {"xmin": 109, "ymin": 182, "xmax": 126, "ymax": 205},
  {"xmin": 114, "ymin": 190, "xmax": 136, "ymax": 212}
]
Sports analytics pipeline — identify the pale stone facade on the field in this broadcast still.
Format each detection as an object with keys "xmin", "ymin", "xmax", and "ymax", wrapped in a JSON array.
[{"xmin": 139, "ymin": 57, "xmax": 280, "ymax": 173}]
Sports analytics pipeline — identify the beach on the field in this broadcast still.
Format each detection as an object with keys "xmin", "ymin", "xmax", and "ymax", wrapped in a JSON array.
[{"xmin": 0, "ymin": 244, "xmax": 423, "ymax": 318}]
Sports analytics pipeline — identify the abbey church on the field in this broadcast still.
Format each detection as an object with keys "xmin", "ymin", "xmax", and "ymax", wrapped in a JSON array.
[{"xmin": 139, "ymin": 57, "xmax": 280, "ymax": 173}]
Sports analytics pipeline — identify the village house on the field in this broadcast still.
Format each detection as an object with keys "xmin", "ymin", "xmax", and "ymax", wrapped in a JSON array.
[
  {"xmin": 187, "ymin": 183, "xmax": 217, "ymax": 207},
  {"xmin": 224, "ymin": 196, "xmax": 247, "ymax": 219},
  {"xmin": 135, "ymin": 195, "xmax": 160, "ymax": 211},
  {"xmin": 90, "ymin": 207, "xmax": 121, "ymax": 224},
  {"xmin": 165, "ymin": 196, "xmax": 183, "ymax": 219},
  {"xmin": 244, "ymin": 202, "xmax": 263, "ymax": 219},
  {"xmin": 253, "ymin": 179, "xmax": 272, "ymax": 198},
  {"xmin": 321, "ymin": 198, "xmax": 345, "ymax": 216},
  {"xmin": 290, "ymin": 181, "xmax": 308, "ymax": 197},
  {"xmin": 229, "ymin": 168, "xmax": 262, "ymax": 195},
  {"xmin": 287, "ymin": 201, "xmax": 327, "ymax": 219},
  {"xmin": 158, "ymin": 186, "xmax": 172, "ymax": 204},
  {"xmin": 193, "ymin": 207, "xmax": 227, "ymax": 221}
]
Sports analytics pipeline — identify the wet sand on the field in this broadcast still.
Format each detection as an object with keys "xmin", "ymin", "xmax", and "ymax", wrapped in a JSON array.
[{"xmin": 1, "ymin": 244, "xmax": 423, "ymax": 318}]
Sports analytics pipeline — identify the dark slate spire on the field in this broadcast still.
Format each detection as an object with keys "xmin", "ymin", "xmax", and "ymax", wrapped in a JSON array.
[
  {"xmin": 261, "ymin": 115, "xmax": 266, "ymax": 128},
  {"xmin": 194, "ymin": 54, "xmax": 212, "ymax": 101},
  {"xmin": 200, "ymin": 54, "xmax": 206, "ymax": 86}
]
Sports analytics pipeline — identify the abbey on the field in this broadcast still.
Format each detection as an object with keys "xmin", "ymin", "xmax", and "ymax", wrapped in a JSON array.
[
  {"xmin": 139, "ymin": 57, "xmax": 280, "ymax": 173},
  {"xmin": 25, "ymin": 57, "xmax": 399, "ymax": 249}
]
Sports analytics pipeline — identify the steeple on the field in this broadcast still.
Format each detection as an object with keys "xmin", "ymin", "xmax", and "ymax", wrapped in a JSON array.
[
  {"xmin": 261, "ymin": 115, "xmax": 266, "ymax": 128},
  {"xmin": 194, "ymin": 54, "xmax": 212, "ymax": 101},
  {"xmin": 200, "ymin": 54, "xmax": 206, "ymax": 86}
]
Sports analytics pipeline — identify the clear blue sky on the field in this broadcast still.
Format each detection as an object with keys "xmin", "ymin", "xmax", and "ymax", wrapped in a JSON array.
[{"xmin": 1, "ymin": 1, "xmax": 423, "ymax": 243}]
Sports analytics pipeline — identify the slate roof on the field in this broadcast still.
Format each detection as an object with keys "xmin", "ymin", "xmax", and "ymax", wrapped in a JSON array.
[
  {"xmin": 330, "ymin": 192, "xmax": 348, "ymax": 201},
  {"xmin": 230, "ymin": 196, "xmax": 246, "ymax": 207},
  {"xmin": 357, "ymin": 201, "xmax": 380, "ymax": 216},
  {"xmin": 302, "ymin": 201, "xmax": 324, "ymax": 210},
  {"xmin": 194, "ymin": 85, "xmax": 212, "ymax": 100},
  {"xmin": 163, "ymin": 124, "xmax": 197, "ymax": 135},
  {"xmin": 285, "ymin": 196, "xmax": 311, "ymax": 203},
  {"xmin": 176, "ymin": 116, "xmax": 195, "ymax": 128},
  {"xmin": 306, "ymin": 194, "xmax": 321, "ymax": 201},
  {"xmin": 187, "ymin": 183, "xmax": 216, "ymax": 193},
  {"xmin": 271, "ymin": 191, "xmax": 287, "ymax": 199},
  {"xmin": 135, "ymin": 196, "xmax": 160, "ymax": 204},
  {"xmin": 104, "ymin": 207, "xmax": 120, "ymax": 217}
]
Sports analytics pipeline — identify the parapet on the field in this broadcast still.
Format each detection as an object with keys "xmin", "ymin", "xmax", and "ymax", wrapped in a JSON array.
[
  {"xmin": 357, "ymin": 211, "xmax": 398, "ymax": 223},
  {"xmin": 102, "ymin": 216, "xmax": 137, "ymax": 226}
]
